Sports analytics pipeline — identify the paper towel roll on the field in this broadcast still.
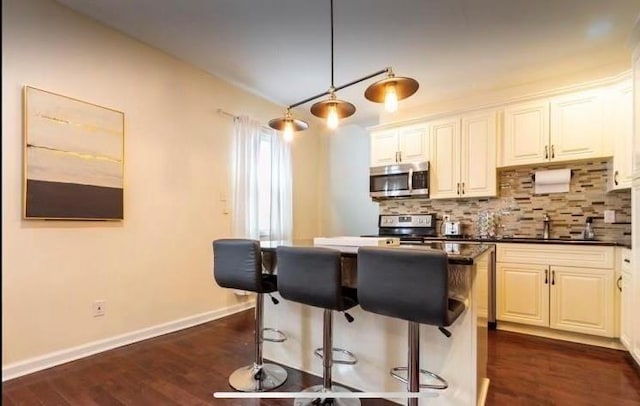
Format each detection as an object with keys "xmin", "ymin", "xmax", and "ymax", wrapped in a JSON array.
[{"xmin": 534, "ymin": 169, "xmax": 571, "ymax": 194}]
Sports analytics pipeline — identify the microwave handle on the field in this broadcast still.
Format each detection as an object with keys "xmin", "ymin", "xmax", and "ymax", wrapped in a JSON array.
[{"xmin": 408, "ymin": 168, "xmax": 413, "ymax": 192}]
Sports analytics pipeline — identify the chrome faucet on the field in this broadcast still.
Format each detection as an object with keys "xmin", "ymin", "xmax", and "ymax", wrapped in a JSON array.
[{"xmin": 542, "ymin": 214, "xmax": 550, "ymax": 239}]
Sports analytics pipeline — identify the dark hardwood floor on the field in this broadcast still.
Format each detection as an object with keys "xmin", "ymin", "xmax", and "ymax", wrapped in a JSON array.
[{"xmin": 3, "ymin": 309, "xmax": 640, "ymax": 405}]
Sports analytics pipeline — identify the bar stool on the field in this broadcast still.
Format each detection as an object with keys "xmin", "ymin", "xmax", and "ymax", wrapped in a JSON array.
[
  {"xmin": 276, "ymin": 246, "xmax": 360, "ymax": 406},
  {"xmin": 357, "ymin": 247, "xmax": 465, "ymax": 406},
  {"xmin": 212, "ymin": 239, "xmax": 288, "ymax": 392}
]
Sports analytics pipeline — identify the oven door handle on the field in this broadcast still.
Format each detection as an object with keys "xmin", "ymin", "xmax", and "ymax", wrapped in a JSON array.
[{"xmin": 408, "ymin": 168, "xmax": 413, "ymax": 193}]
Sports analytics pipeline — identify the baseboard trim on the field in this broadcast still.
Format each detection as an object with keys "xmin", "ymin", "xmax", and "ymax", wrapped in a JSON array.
[
  {"xmin": 2, "ymin": 301, "xmax": 255, "ymax": 382},
  {"xmin": 496, "ymin": 321, "xmax": 625, "ymax": 350}
]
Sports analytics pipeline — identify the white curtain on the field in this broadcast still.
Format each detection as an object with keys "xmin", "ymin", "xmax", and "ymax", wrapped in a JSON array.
[
  {"xmin": 267, "ymin": 128, "xmax": 293, "ymax": 242},
  {"xmin": 231, "ymin": 116, "xmax": 293, "ymax": 241},
  {"xmin": 231, "ymin": 116, "xmax": 261, "ymax": 239}
]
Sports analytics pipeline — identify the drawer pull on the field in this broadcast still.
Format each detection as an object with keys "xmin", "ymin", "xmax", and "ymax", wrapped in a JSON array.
[
  {"xmin": 544, "ymin": 269, "xmax": 548, "ymax": 284},
  {"xmin": 545, "ymin": 145, "xmax": 549, "ymax": 159},
  {"xmin": 617, "ymin": 276, "xmax": 622, "ymax": 292},
  {"xmin": 551, "ymin": 270, "xmax": 555, "ymax": 286},
  {"xmin": 624, "ymin": 258, "xmax": 631, "ymax": 263}
]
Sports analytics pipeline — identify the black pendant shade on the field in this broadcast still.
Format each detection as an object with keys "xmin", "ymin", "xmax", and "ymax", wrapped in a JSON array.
[
  {"xmin": 267, "ymin": 116, "xmax": 309, "ymax": 132},
  {"xmin": 310, "ymin": 98, "xmax": 356, "ymax": 119},
  {"xmin": 365, "ymin": 75, "xmax": 420, "ymax": 103}
]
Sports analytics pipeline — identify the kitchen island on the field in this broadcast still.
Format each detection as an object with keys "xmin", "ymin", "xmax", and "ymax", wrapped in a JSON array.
[{"xmin": 260, "ymin": 240, "xmax": 493, "ymax": 406}]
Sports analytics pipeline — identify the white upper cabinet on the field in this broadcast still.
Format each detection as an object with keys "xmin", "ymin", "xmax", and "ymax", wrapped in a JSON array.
[
  {"xmin": 501, "ymin": 100, "xmax": 549, "ymax": 166},
  {"xmin": 608, "ymin": 83, "xmax": 633, "ymax": 190},
  {"xmin": 430, "ymin": 110, "xmax": 497, "ymax": 199},
  {"xmin": 370, "ymin": 124, "xmax": 429, "ymax": 167},
  {"xmin": 500, "ymin": 88, "xmax": 610, "ymax": 167},
  {"xmin": 550, "ymin": 88, "xmax": 605, "ymax": 161},
  {"xmin": 430, "ymin": 117, "xmax": 461, "ymax": 198},
  {"xmin": 461, "ymin": 111, "xmax": 498, "ymax": 197}
]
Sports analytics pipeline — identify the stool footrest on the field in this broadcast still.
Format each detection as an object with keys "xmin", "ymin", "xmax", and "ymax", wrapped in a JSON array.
[
  {"xmin": 263, "ymin": 328, "xmax": 287, "ymax": 343},
  {"xmin": 390, "ymin": 366, "xmax": 448, "ymax": 390},
  {"xmin": 313, "ymin": 347, "xmax": 358, "ymax": 365}
]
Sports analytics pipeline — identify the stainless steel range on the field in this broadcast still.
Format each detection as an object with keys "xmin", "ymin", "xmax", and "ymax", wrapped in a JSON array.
[{"xmin": 372, "ymin": 214, "xmax": 438, "ymax": 242}]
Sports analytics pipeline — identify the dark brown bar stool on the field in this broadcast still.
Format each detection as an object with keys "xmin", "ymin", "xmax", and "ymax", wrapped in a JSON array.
[
  {"xmin": 357, "ymin": 247, "xmax": 465, "ymax": 406},
  {"xmin": 276, "ymin": 246, "xmax": 360, "ymax": 406},
  {"xmin": 212, "ymin": 238, "xmax": 287, "ymax": 392}
]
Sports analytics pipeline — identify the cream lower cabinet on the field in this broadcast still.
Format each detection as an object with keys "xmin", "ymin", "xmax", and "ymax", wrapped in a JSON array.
[
  {"xmin": 620, "ymin": 248, "xmax": 633, "ymax": 349},
  {"xmin": 496, "ymin": 244, "xmax": 616, "ymax": 337}
]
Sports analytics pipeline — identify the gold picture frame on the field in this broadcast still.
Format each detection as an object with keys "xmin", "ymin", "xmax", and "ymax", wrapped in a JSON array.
[{"xmin": 23, "ymin": 86, "xmax": 125, "ymax": 220}]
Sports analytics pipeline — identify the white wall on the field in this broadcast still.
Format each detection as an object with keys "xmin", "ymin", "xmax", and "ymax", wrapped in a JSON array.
[
  {"xmin": 1, "ymin": 0, "xmax": 320, "ymax": 369},
  {"xmin": 319, "ymin": 125, "xmax": 379, "ymax": 236}
]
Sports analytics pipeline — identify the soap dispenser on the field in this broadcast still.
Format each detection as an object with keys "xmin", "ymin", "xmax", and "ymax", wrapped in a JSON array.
[{"xmin": 582, "ymin": 217, "xmax": 595, "ymax": 240}]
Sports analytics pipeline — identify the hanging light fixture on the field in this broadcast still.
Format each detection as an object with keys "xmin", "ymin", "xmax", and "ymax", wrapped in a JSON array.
[
  {"xmin": 268, "ymin": 0, "xmax": 419, "ymax": 140},
  {"xmin": 268, "ymin": 108, "xmax": 309, "ymax": 142}
]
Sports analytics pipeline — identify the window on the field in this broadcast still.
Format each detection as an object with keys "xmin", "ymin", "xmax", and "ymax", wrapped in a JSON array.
[{"xmin": 257, "ymin": 129, "xmax": 272, "ymax": 239}]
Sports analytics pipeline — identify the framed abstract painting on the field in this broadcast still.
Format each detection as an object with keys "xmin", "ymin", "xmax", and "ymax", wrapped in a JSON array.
[{"xmin": 23, "ymin": 86, "xmax": 124, "ymax": 220}]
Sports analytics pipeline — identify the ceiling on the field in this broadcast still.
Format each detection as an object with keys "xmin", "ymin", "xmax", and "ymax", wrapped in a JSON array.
[{"xmin": 56, "ymin": 0, "xmax": 640, "ymax": 126}]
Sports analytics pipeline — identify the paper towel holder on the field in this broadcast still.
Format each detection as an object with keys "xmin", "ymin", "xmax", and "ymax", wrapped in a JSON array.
[{"xmin": 531, "ymin": 170, "xmax": 574, "ymax": 182}]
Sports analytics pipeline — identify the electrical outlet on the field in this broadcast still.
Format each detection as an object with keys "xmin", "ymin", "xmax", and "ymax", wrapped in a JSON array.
[
  {"xmin": 604, "ymin": 210, "xmax": 616, "ymax": 224},
  {"xmin": 92, "ymin": 300, "xmax": 106, "ymax": 317}
]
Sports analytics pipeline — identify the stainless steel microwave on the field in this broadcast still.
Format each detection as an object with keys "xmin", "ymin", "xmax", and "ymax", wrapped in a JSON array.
[{"xmin": 369, "ymin": 161, "xmax": 429, "ymax": 199}]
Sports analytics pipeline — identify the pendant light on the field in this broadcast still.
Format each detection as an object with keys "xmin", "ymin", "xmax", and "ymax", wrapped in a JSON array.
[
  {"xmin": 268, "ymin": 0, "xmax": 419, "ymax": 140},
  {"xmin": 309, "ymin": 0, "xmax": 355, "ymax": 130},
  {"xmin": 364, "ymin": 68, "xmax": 420, "ymax": 112},
  {"xmin": 268, "ymin": 108, "xmax": 309, "ymax": 142}
]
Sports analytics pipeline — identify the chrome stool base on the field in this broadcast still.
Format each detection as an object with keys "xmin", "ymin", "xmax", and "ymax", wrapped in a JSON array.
[
  {"xmin": 228, "ymin": 363, "xmax": 287, "ymax": 392},
  {"xmin": 293, "ymin": 385, "xmax": 361, "ymax": 406},
  {"xmin": 390, "ymin": 366, "xmax": 448, "ymax": 390}
]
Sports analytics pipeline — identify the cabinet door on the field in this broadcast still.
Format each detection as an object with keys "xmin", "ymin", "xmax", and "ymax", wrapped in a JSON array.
[
  {"xmin": 549, "ymin": 265, "xmax": 614, "ymax": 337},
  {"xmin": 501, "ymin": 100, "xmax": 549, "ymax": 167},
  {"xmin": 610, "ymin": 85, "xmax": 633, "ymax": 190},
  {"xmin": 429, "ymin": 118, "xmax": 461, "ymax": 199},
  {"xmin": 497, "ymin": 263, "xmax": 549, "ymax": 327},
  {"xmin": 550, "ymin": 89, "xmax": 606, "ymax": 161},
  {"xmin": 370, "ymin": 130, "xmax": 399, "ymax": 166},
  {"xmin": 621, "ymin": 270, "xmax": 633, "ymax": 349},
  {"xmin": 398, "ymin": 125, "xmax": 429, "ymax": 163},
  {"xmin": 461, "ymin": 111, "xmax": 497, "ymax": 197}
]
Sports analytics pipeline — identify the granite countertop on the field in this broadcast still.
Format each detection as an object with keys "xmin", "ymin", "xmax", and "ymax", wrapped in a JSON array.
[
  {"xmin": 419, "ymin": 236, "xmax": 630, "ymax": 248},
  {"xmin": 260, "ymin": 239, "xmax": 494, "ymax": 265}
]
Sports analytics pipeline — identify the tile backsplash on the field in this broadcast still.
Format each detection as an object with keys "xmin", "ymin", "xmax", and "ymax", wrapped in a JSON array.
[{"xmin": 379, "ymin": 160, "xmax": 631, "ymax": 244}]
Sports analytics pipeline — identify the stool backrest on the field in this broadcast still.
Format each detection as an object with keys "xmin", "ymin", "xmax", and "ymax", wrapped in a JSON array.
[
  {"xmin": 276, "ymin": 246, "xmax": 343, "ymax": 310},
  {"xmin": 213, "ymin": 239, "xmax": 264, "ymax": 292},
  {"xmin": 357, "ymin": 247, "xmax": 449, "ymax": 326}
]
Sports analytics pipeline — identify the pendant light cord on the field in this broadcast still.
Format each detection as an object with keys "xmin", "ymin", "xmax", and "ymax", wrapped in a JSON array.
[{"xmin": 330, "ymin": 0, "xmax": 334, "ymax": 89}]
